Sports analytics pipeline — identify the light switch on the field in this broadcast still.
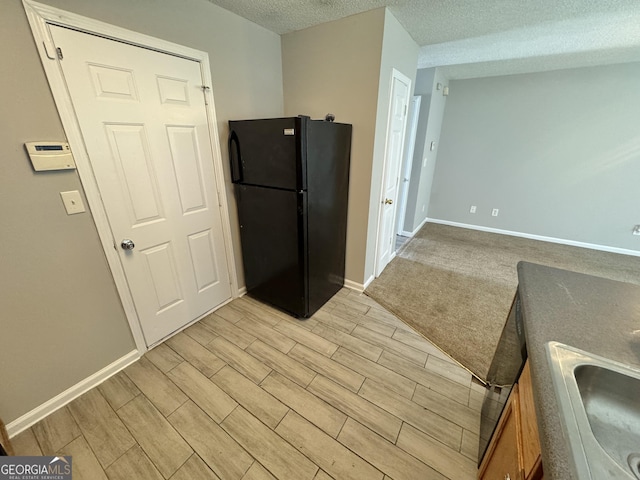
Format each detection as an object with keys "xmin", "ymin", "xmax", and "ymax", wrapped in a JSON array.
[{"xmin": 60, "ymin": 190, "xmax": 86, "ymax": 215}]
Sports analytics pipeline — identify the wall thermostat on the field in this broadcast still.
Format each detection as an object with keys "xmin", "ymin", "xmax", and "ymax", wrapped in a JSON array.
[{"xmin": 25, "ymin": 141, "xmax": 76, "ymax": 171}]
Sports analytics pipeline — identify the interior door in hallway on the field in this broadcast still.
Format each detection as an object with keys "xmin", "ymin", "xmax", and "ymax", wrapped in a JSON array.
[
  {"xmin": 49, "ymin": 25, "xmax": 232, "ymax": 346},
  {"xmin": 376, "ymin": 70, "xmax": 411, "ymax": 277}
]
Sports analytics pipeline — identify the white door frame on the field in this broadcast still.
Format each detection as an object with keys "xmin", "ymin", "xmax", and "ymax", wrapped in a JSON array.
[
  {"xmin": 23, "ymin": 0, "xmax": 239, "ymax": 353},
  {"xmin": 373, "ymin": 68, "xmax": 412, "ymax": 278},
  {"xmin": 396, "ymin": 95, "xmax": 421, "ymax": 236}
]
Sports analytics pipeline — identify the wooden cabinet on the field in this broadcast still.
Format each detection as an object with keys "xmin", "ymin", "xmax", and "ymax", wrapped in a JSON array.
[
  {"xmin": 479, "ymin": 383, "xmax": 523, "ymax": 480},
  {"xmin": 478, "ymin": 360, "xmax": 543, "ymax": 480},
  {"xmin": 518, "ymin": 362, "xmax": 542, "ymax": 479}
]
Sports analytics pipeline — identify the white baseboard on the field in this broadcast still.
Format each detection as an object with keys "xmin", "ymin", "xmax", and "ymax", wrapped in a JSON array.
[
  {"xmin": 401, "ymin": 217, "xmax": 429, "ymax": 238},
  {"xmin": 427, "ymin": 218, "xmax": 640, "ymax": 257},
  {"xmin": 236, "ymin": 286, "xmax": 247, "ymax": 297},
  {"xmin": 363, "ymin": 274, "xmax": 375, "ymax": 289},
  {"xmin": 7, "ymin": 350, "xmax": 140, "ymax": 437}
]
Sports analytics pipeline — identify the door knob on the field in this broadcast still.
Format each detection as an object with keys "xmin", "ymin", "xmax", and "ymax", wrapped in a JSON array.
[
  {"xmin": 121, "ymin": 239, "xmax": 135, "ymax": 251},
  {"xmin": 384, "ymin": 198, "xmax": 393, "ymax": 205}
]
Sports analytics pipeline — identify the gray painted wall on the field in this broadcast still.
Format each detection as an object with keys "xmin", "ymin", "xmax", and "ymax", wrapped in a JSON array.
[
  {"xmin": 403, "ymin": 68, "xmax": 448, "ymax": 234},
  {"xmin": 414, "ymin": 68, "xmax": 435, "ymax": 95},
  {"xmin": 429, "ymin": 62, "xmax": 640, "ymax": 251},
  {"xmin": 1, "ymin": 0, "xmax": 283, "ymax": 425},
  {"xmin": 403, "ymin": 93, "xmax": 430, "ymax": 233}
]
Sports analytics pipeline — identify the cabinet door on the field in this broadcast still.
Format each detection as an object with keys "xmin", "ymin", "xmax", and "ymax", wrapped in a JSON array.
[
  {"xmin": 518, "ymin": 361, "xmax": 542, "ymax": 479},
  {"xmin": 479, "ymin": 384, "xmax": 523, "ymax": 480}
]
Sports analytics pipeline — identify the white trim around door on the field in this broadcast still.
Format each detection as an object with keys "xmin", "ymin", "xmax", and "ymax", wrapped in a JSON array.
[
  {"xmin": 23, "ymin": 0, "xmax": 239, "ymax": 353},
  {"xmin": 373, "ymin": 68, "xmax": 412, "ymax": 278}
]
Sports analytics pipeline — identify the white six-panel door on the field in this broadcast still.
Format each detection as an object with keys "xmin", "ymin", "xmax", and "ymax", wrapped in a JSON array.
[
  {"xmin": 376, "ymin": 70, "xmax": 411, "ymax": 277},
  {"xmin": 49, "ymin": 25, "xmax": 231, "ymax": 346}
]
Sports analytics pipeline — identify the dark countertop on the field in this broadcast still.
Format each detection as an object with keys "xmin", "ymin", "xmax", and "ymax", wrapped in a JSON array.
[{"xmin": 517, "ymin": 261, "xmax": 640, "ymax": 480}]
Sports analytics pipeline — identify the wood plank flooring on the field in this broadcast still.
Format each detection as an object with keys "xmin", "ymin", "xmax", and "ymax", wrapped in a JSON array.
[{"xmin": 12, "ymin": 289, "xmax": 481, "ymax": 480}]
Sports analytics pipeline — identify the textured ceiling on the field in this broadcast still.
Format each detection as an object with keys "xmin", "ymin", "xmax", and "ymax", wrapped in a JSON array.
[{"xmin": 205, "ymin": 0, "xmax": 640, "ymax": 78}]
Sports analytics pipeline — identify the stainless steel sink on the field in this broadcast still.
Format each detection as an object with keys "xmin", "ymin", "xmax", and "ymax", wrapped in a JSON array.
[{"xmin": 546, "ymin": 341, "xmax": 640, "ymax": 479}]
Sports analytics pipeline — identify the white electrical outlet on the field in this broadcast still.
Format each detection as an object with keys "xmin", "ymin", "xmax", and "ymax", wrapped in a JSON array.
[
  {"xmin": 633, "ymin": 225, "xmax": 640, "ymax": 235},
  {"xmin": 492, "ymin": 208, "xmax": 499, "ymax": 217},
  {"xmin": 470, "ymin": 205, "xmax": 477, "ymax": 214},
  {"xmin": 422, "ymin": 205, "xmax": 425, "ymax": 213}
]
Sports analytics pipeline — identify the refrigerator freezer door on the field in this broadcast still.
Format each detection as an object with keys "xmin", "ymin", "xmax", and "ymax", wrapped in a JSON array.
[
  {"xmin": 229, "ymin": 117, "xmax": 306, "ymax": 191},
  {"xmin": 236, "ymin": 185, "xmax": 308, "ymax": 317}
]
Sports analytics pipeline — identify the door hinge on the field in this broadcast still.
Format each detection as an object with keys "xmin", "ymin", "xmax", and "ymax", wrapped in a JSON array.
[
  {"xmin": 404, "ymin": 104, "xmax": 407, "ymax": 116},
  {"xmin": 216, "ymin": 190, "xmax": 222, "ymax": 207},
  {"xmin": 201, "ymin": 85, "xmax": 210, "ymax": 105},
  {"xmin": 42, "ymin": 41, "xmax": 63, "ymax": 60}
]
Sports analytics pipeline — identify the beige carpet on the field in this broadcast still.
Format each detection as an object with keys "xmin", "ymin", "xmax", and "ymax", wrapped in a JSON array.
[{"xmin": 365, "ymin": 223, "xmax": 640, "ymax": 382}]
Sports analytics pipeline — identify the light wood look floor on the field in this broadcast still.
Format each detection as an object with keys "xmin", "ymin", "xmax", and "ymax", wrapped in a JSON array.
[{"xmin": 12, "ymin": 289, "xmax": 482, "ymax": 480}]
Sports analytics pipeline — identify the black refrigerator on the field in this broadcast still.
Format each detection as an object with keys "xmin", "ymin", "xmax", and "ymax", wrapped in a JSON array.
[{"xmin": 229, "ymin": 115, "xmax": 352, "ymax": 318}]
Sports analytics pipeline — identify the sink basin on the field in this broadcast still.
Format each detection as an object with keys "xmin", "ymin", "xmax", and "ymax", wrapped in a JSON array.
[{"xmin": 546, "ymin": 341, "xmax": 640, "ymax": 479}]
